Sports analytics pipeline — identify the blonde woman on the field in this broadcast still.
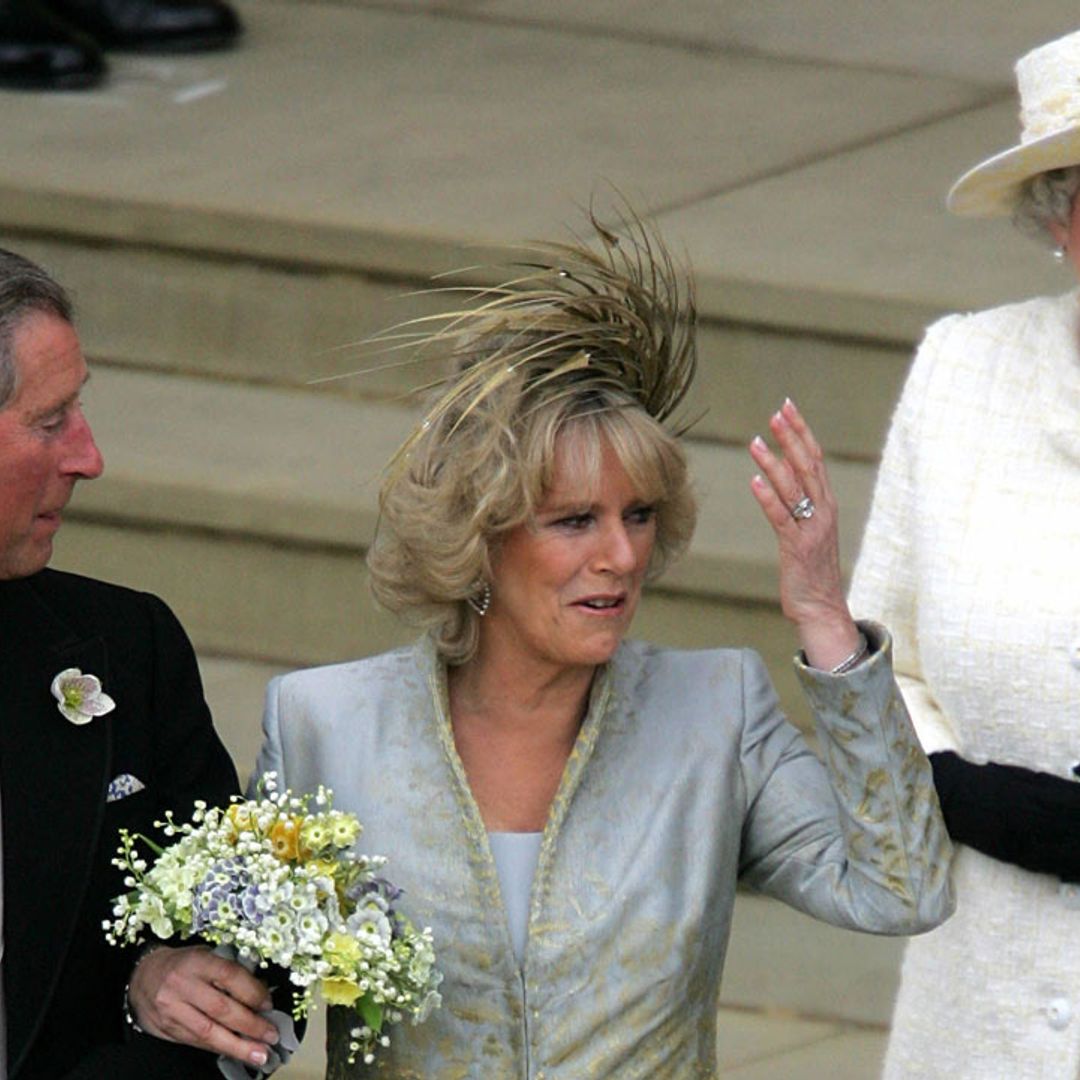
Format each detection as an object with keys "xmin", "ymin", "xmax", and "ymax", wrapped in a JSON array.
[{"xmin": 253, "ymin": 214, "xmax": 952, "ymax": 1077}]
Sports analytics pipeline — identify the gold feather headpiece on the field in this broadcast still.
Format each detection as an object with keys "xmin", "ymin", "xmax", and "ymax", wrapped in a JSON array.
[{"xmin": 377, "ymin": 207, "xmax": 699, "ymax": 474}]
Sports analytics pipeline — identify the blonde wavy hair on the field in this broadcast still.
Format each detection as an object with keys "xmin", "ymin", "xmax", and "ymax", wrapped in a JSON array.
[{"xmin": 366, "ymin": 211, "xmax": 699, "ymax": 664}]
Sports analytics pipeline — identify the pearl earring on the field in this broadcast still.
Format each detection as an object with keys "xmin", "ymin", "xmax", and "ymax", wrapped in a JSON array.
[{"xmin": 466, "ymin": 583, "xmax": 492, "ymax": 617}]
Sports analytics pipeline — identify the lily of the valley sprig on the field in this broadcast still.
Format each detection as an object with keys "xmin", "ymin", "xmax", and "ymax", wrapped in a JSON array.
[{"xmin": 51, "ymin": 668, "xmax": 116, "ymax": 725}]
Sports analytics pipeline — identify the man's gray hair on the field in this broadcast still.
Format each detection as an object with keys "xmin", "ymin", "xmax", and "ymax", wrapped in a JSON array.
[
  {"xmin": 0, "ymin": 249, "xmax": 73, "ymax": 409},
  {"xmin": 1013, "ymin": 166, "xmax": 1080, "ymax": 245}
]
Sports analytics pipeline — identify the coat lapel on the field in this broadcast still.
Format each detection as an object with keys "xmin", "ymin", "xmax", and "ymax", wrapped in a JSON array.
[{"xmin": 0, "ymin": 577, "xmax": 113, "ymax": 1075}]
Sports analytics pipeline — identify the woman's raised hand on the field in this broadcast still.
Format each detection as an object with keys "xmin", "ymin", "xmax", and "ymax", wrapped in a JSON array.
[{"xmin": 748, "ymin": 399, "xmax": 862, "ymax": 671}]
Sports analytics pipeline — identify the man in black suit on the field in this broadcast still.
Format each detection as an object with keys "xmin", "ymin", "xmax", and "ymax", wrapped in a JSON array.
[{"xmin": 0, "ymin": 248, "xmax": 281, "ymax": 1077}]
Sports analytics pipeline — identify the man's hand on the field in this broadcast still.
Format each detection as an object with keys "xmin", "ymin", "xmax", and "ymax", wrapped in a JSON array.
[{"xmin": 127, "ymin": 945, "xmax": 280, "ymax": 1069}]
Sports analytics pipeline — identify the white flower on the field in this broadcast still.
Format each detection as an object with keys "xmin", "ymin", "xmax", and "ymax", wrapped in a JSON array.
[
  {"xmin": 51, "ymin": 668, "xmax": 116, "ymax": 725},
  {"xmin": 349, "ymin": 909, "xmax": 392, "ymax": 947}
]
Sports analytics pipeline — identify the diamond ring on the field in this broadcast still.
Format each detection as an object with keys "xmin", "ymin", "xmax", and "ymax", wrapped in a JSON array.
[{"xmin": 790, "ymin": 495, "xmax": 815, "ymax": 520}]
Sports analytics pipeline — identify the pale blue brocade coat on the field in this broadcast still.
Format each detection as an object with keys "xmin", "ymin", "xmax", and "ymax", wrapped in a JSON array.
[{"xmin": 253, "ymin": 627, "xmax": 953, "ymax": 1078}]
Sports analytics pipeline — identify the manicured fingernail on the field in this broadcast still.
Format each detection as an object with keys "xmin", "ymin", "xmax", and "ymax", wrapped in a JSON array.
[
  {"xmin": 773, "ymin": 410, "xmax": 786, "ymax": 426},
  {"xmin": 751, "ymin": 473, "xmax": 765, "ymax": 488},
  {"xmin": 752, "ymin": 435, "xmax": 767, "ymax": 450},
  {"xmin": 250, "ymin": 1048, "xmax": 268, "ymax": 1066},
  {"xmin": 784, "ymin": 396, "xmax": 795, "ymax": 408}
]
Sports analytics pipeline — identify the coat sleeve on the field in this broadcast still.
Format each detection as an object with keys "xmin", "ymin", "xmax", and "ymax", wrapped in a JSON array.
[
  {"xmin": 61, "ymin": 593, "xmax": 241, "ymax": 1080},
  {"xmin": 58, "ymin": 1035, "xmax": 234, "ymax": 1080},
  {"xmin": 738, "ymin": 624, "xmax": 954, "ymax": 935},
  {"xmin": 847, "ymin": 320, "xmax": 960, "ymax": 755}
]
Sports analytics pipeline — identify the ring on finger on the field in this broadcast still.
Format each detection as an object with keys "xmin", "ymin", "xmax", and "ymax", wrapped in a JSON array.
[{"xmin": 790, "ymin": 495, "xmax": 815, "ymax": 520}]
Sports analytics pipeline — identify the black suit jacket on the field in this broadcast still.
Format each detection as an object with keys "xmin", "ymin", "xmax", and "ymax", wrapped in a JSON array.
[{"xmin": 0, "ymin": 568, "xmax": 241, "ymax": 1079}]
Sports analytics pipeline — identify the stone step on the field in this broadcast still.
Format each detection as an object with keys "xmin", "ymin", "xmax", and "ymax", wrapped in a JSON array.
[
  {"xmin": 0, "ymin": 1, "xmax": 1066, "ymax": 425},
  {"xmin": 283, "ymin": 0, "xmax": 1075, "ymax": 87},
  {"xmin": 4, "ymin": 231, "xmax": 913, "ymax": 464},
  {"xmin": 50, "ymin": 365, "xmax": 876, "ymax": 729},
  {"xmin": 0, "ymin": 0, "xmax": 995, "ymax": 322},
  {"xmin": 0, "ymin": 0, "xmax": 1050, "ymax": 473}
]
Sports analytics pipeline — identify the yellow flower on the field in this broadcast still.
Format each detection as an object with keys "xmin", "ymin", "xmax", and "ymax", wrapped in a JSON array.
[
  {"xmin": 330, "ymin": 814, "xmax": 361, "ymax": 848},
  {"xmin": 300, "ymin": 819, "xmax": 331, "ymax": 857},
  {"xmin": 269, "ymin": 817, "xmax": 301, "ymax": 861},
  {"xmin": 226, "ymin": 805, "xmax": 254, "ymax": 835},
  {"xmin": 320, "ymin": 977, "xmax": 362, "ymax": 1006},
  {"xmin": 325, "ymin": 930, "xmax": 363, "ymax": 969},
  {"xmin": 308, "ymin": 857, "xmax": 340, "ymax": 884}
]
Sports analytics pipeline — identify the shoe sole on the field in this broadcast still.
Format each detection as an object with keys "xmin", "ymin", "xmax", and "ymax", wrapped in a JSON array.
[{"xmin": 0, "ymin": 67, "xmax": 105, "ymax": 90}]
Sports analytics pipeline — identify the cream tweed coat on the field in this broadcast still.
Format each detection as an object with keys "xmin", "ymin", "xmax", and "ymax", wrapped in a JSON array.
[{"xmin": 850, "ymin": 291, "xmax": 1080, "ymax": 1079}]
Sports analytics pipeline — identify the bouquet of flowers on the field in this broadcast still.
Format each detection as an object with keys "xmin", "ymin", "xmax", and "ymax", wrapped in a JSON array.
[{"xmin": 104, "ymin": 773, "xmax": 441, "ymax": 1067}]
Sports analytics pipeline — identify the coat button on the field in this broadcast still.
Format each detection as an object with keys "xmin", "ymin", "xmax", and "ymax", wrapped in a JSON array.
[
  {"xmin": 1060, "ymin": 883, "xmax": 1080, "ymax": 909},
  {"xmin": 1048, "ymin": 997, "xmax": 1072, "ymax": 1030}
]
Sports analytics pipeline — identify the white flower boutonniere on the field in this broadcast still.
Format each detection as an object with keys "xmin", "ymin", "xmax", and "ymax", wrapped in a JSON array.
[{"xmin": 51, "ymin": 668, "xmax": 116, "ymax": 725}]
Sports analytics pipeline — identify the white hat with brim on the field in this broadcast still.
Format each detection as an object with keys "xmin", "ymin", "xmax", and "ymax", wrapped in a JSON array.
[{"xmin": 948, "ymin": 29, "xmax": 1080, "ymax": 217}]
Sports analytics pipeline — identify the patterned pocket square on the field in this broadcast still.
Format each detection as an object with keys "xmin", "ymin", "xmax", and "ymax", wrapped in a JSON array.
[{"xmin": 107, "ymin": 774, "xmax": 146, "ymax": 803}]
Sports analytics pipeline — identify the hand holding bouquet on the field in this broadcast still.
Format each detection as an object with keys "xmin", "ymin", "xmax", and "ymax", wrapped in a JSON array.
[{"xmin": 105, "ymin": 773, "xmax": 441, "ymax": 1066}]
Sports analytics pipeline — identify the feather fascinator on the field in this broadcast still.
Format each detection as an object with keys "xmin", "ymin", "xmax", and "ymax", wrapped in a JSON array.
[{"xmin": 378, "ymin": 207, "xmax": 699, "ymax": 476}]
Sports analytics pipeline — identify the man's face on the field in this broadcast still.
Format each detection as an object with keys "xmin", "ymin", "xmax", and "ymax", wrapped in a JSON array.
[{"xmin": 0, "ymin": 311, "xmax": 103, "ymax": 579}]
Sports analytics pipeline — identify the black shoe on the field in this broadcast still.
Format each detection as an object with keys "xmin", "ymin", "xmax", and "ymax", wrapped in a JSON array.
[
  {"xmin": 43, "ymin": 0, "xmax": 241, "ymax": 52},
  {"xmin": 0, "ymin": 0, "xmax": 105, "ymax": 89}
]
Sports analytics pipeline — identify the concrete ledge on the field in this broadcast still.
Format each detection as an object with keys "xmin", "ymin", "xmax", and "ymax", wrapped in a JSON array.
[
  {"xmin": 0, "ymin": 186, "xmax": 500, "ymax": 292},
  {"xmin": 0, "ymin": 0, "xmax": 1009, "ymax": 347},
  {"xmin": 722, "ymin": 893, "xmax": 902, "ymax": 1026},
  {"xmin": 6, "ymin": 232, "xmax": 915, "ymax": 463},
  {"xmin": 1, "ymin": 202, "xmax": 946, "ymax": 344}
]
